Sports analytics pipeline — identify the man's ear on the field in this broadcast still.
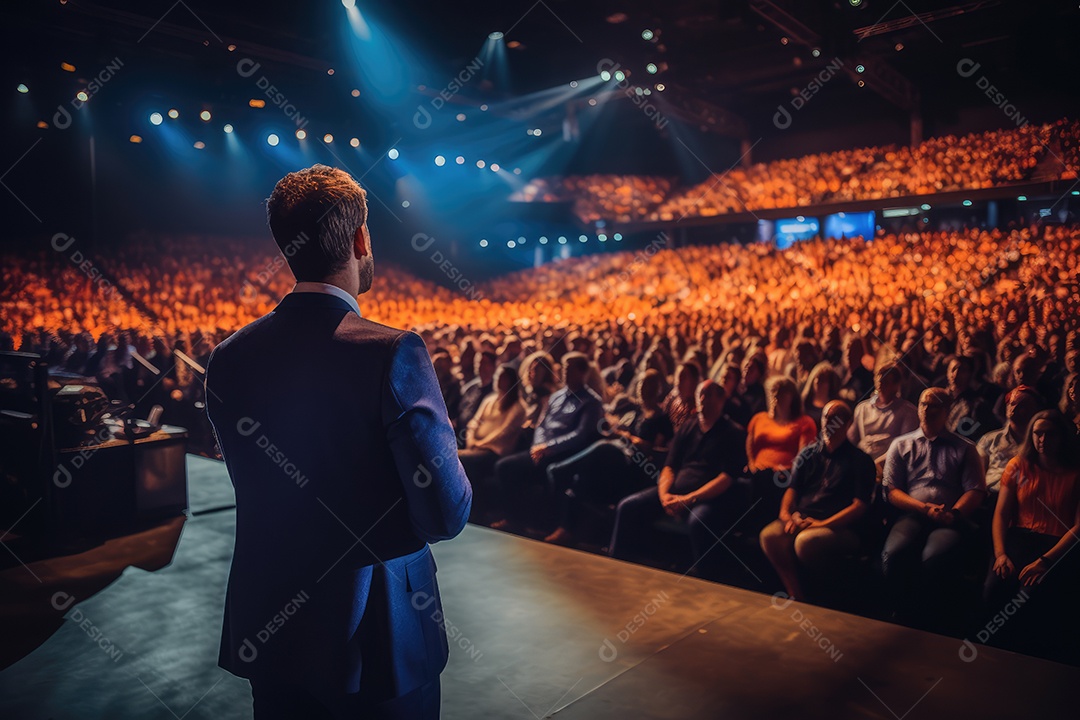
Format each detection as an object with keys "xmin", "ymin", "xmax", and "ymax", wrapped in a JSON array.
[{"xmin": 354, "ymin": 224, "xmax": 370, "ymax": 258}]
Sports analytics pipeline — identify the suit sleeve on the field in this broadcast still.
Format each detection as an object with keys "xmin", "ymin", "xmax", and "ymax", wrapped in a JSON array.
[{"xmin": 383, "ymin": 331, "xmax": 473, "ymax": 543}]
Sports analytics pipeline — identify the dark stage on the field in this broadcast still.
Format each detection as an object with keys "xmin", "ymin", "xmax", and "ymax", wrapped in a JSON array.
[{"xmin": 0, "ymin": 455, "xmax": 1075, "ymax": 719}]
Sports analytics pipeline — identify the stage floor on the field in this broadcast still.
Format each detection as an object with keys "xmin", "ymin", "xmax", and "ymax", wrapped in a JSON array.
[{"xmin": 0, "ymin": 455, "xmax": 1075, "ymax": 718}]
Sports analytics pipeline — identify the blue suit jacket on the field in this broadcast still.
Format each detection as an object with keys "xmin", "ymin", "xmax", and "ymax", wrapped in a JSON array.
[{"xmin": 205, "ymin": 291, "xmax": 472, "ymax": 699}]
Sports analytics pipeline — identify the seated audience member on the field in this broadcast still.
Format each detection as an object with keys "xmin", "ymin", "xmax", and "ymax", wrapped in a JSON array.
[
  {"xmin": 760, "ymin": 401, "xmax": 874, "ymax": 601},
  {"xmin": 459, "ymin": 365, "xmax": 526, "ymax": 516},
  {"xmin": 519, "ymin": 351, "xmax": 559, "ymax": 430},
  {"xmin": 663, "ymin": 361, "xmax": 701, "ymax": 431},
  {"xmin": 983, "ymin": 410, "xmax": 1080, "ymax": 662},
  {"xmin": 786, "ymin": 339, "xmax": 820, "ymax": 390},
  {"xmin": 714, "ymin": 362, "xmax": 752, "ymax": 428},
  {"xmin": 943, "ymin": 355, "xmax": 997, "ymax": 441},
  {"xmin": 609, "ymin": 380, "xmax": 747, "ymax": 577},
  {"xmin": 1060, "ymin": 372, "xmax": 1080, "ymax": 435},
  {"xmin": 839, "ymin": 336, "xmax": 874, "ymax": 403},
  {"xmin": 976, "ymin": 386, "xmax": 1042, "ymax": 497},
  {"xmin": 802, "ymin": 361, "xmax": 842, "ymax": 429},
  {"xmin": 544, "ymin": 369, "xmax": 674, "ymax": 545},
  {"xmin": 848, "ymin": 363, "xmax": 919, "ymax": 469},
  {"xmin": 881, "ymin": 387, "xmax": 986, "ymax": 628},
  {"xmin": 747, "ymin": 376, "xmax": 818, "ymax": 522},
  {"xmin": 457, "ymin": 350, "xmax": 497, "ymax": 441},
  {"xmin": 493, "ymin": 353, "xmax": 604, "ymax": 530},
  {"xmin": 740, "ymin": 350, "xmax": 768, "ymax": 419}
]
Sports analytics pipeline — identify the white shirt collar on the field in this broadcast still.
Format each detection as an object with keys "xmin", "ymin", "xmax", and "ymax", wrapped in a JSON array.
[{"xmin": 291, "ymin": 282, "xmax": 362, "ymax": 316}]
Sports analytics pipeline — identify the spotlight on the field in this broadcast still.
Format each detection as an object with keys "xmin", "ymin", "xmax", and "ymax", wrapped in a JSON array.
[
  {"xmin": 17, "ymin": 83, "xmax": 28, "ymax": 93},
  {"xmin": 558, "ymin": 236, "xmax": 567, "ymax": 244},
  {"xmin": 642, "ymin": 29, "xmax": 654, "ymax": 40},
  {"xmin": 435, "ymin": 155, "xmax": 446, "ymax": 166},
  {"xmin": 76, "ymin": 90, "xmax": 88, "ymax": 102},
  {"xmin": 193, "ymin": 141, "xmax": 205, "ymax": 149},
  {"xmin": 646, "ymin": 63, "xmax": 658, "ymax": 74},
  {"xmin": 327, "ymin": 68, "xmax": 335, "ymax": 75},
  {"xmin": 598, "ymin": 234, "xmax": 607, "ymax": 242},
  {"xmin": 351, "ymin": 89, "xmax": 360, "ymax": 97},
  {"xmin": 168, "ymin": 108, "xmax": 179, "ymax": 119},
  {"xmin": 342, "ymin": 0, "xmax": 356, "ymax": 8},
  {"xmin": 579, "ymin": 234, "xmax": 587, "ymax": 243},
  {"xmin": 588, "ymin": 98, "xmax": 597, "ymax": 106},
  {"xmin": 490, "ymin": 163, "xmax": 500, "ymax": 172},
  {"xmin": 129, "ymin": 135, "xmax": 142, "ymax": 143},
  {"xmin": 267, "ymin": 133, "xmax": 279, "ymax": 146},
  {"xmin": 296, "ymin": 129, "xmax": 307, "ymax": 140},
  {"xmin": 614, "ymin": 70, "xmax": 626, "ymax": 82},
  {"xmin": 920, "ymin": 203, "xmax": 931, "ymax": 210},
  {"xmin": 401, "ymin": 200, "xmax": 410, "ymax": 208},
  {"xmin": 513, "ymin": 168, "xmax": 521, "ymax": 174},
  {"xmin": 489, "ymin": 31, "xmax": 504, "ymax": 40},
  {"xmin": 476, "ymin": 160, "xmax": 485, "ymax": 168},
  {"xmin": 479, "ymin": 239, "xmax": 488, "ymax": 247},
  {"xmin": 812, "ymin": 48, "xmax": 821, "ymax": 57},
  {"xmin": 963, "ymin": 200, "xmax": 973, "ymax": 206},
  {"xmin": 849, "ymin": 0, "xmax": 863, "ymax": 6},
  {"xmin": 534, "ymin": 128, "xmax": 542, "ymax": 136},
  {"xmin": 480, "ymin": 104, "xmax": 489, "ymax": 111},
  {"xmin": 856, "ymin": 64, "xmax": 865, "ymax": 73},
  {"xmin": 1017, "ymin": 195, "xmax": 1027, "ymax": 201},
  {"xmin": 614, "ymin": 233, "xmax": 623, "ymax": 241},
  {"xmin": 323, "ymin": 133, "xmax": 333, "ymax": 143},
  {"xmin": 539, "ymin": 236, "xmax": 548, "ymax": 244},
  {"xmin": 350, "ymin": 137, "xmax": 359, "ymax": 147},
  {"xmin": 200, "ymin": 110, "xmax": 211, "ymax": 121},
  {"xmin": 223, "ymin": 123, "xmax": 234, "ymax": 133},
  {"xmin": 227, "ymin": 44, "xmax": 237, "ymax": 51},
  {"xmin": 857, "ymin": 80, "xmax": 865, "ymax": 87},
  {"xmin": 600, "ymin": 70, "xmax": 611, "ymax": 81},
  {"xmin": 388, "ymin": 148, "xmax": 399, "ymax": 159},
  {"xmin": 149, "ymin": 112, "xmax": 163, "ymax": 125},
  {"xmin": 507, "ymin": 240, "xmax": 516, "ymax": 248},
  {"xmin": 570, "ymin": 81, "xmax": 578, "ymax": 88},
  {"xmin": 456, "ymin": 113, "xmax": 466, "ymax": 121},
  {"xmin": 517, "ymin": 236, "xmax": 526, "ymax": 243},
  {"xmin": 655, "ymin": 83, "xmax": 665, "ymax": 91},
  {"xmin": 249, "ymin": 99, "xmax": 266, "ymax": 108},
  {"xmin": 61, "ymin": 62, "xmax": 75, "ymax": 72},
  {"xmin": 455, "ymin": 156, "xmax": 465, "ymax": 164}
]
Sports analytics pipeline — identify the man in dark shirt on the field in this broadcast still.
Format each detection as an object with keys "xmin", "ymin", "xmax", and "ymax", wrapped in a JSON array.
[
  {"xmin": 609, "ymin": 380, "xmax": 747, "ymax": 574},
  {"xmin": 760, "ymin": 400, "xmax": 873, "ymax": 602}
]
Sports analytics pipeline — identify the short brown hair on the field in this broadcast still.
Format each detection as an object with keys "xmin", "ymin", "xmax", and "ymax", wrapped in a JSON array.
[{"xmin": 266, "ymin": 164, "xmax": 367, "ymax": 281}]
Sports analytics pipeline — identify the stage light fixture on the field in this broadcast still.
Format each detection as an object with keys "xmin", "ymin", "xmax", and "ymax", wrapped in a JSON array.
[
  {"xmin": 267, "ymin": 133, "xmax": 279, "ymax": 146},
  {"xmin": 61, "ymin": 62, "xmax": 75, "ymax": 72},
  {"xmin": 518, "ymin": 236, "xmax": 526, "ymax": 243},
  {"xmin": 249, "ymin": 99, "xmax": 266, "ymax": 108},
  {"xmin": 456, "ymin": 113, "xmax": 466, "ymax": 121},
  {"xmin": 327, "ymin": 68, "xmax": 335, "ymax": 75},
  {"xmin": 323, "ymin": 133, "xmax": 333, "ymax": 143},
  {"xmin": 200, "ymin": 110, "xmax": 211, "ymax": 121},
  {"xmin": 129, "ymin": 135, "xmax": 142, "ymax": 143},
  {"xmin": 642, "ymin": 29, "xmax": 654, "ymax": 40},
  {"xmin": 480, "ymin": 104, "xmax": 488, "ymax": 111},
  {"xmin": 507, "ymin": 240, "xmax": 516, "ymax": 248},
  {"xmin": 646, "ymin": 63, "xmax": 658, "ymax": 74},
  {"xmin": 579, "ymin": 235, "xmax": 587, "ymax": 243},
  {"xmin": 227, "ymin": 44, "xmax": 237, "ymax": 52},
  {"xmin": 150, "ymin": 112, "xmax": 163, "ymax": 125},
  {"xmin": 351, "ymin": 89, "xmax": 360, "ymax": 97},
  {"xmin": 455, "ymin": 156, "xmax": 465, "ymax": 164},
  {"xmin": 570, "ymin": 81, "xmax": 578, "ymax": 88},
  {"xmin": 223, "ymin": 124, "xmax": 234, "ymax": 133},
  {"xmin": 402, "ymin": 200, "xmax": 410, "ymax": 208},
  {"xmin": 490, "ymin": 163, "xmax": 500, "ymax": 172},
  {"xmin": 600, "ymin": 70, "xmax": 611, "ymax": 81},
  {"xmin": 513, "ymin": 168, "xmax": 521, "ymax": 174},
  {"xmin": 489, "ymin": 31, "xmax": 504, "ymax": 40},
  {"xmin": 36, "ymin": 121, "xmax": 47, "ymax": 128},
  {"xmin": 388, "ymin": 148, "xmax": 399, "ymax": 159},
  {"xmin": 350, "ymin": 137, "xmax": 359, "ymax": 147},
  {"xmin": 849, "ymin": 0, "xmax": 863, "ymax": 6},
  {"xmin": 76, "ymin": 90, "xmax": 89, "ymax": 102},
  {"xmin": 598, "ymin": 234, "xmax": 608, "ymax": 242},
  {"xmin": 588, "ymin": 98, "xmax": 597, "ymax": 105},
  {"xmin": 539, "ymin": 236, "xmax": 548, "ymax": 244},
  {"xmin": 342, "ymin": 0, "xmax": 356, "ymax": 8},
  {"xmin": 962, "ymin": 200, "xmax": 973, "ymax": 206},
  {"xmin": 920, "ymin": 203, "xmax": 931, "ymax": 210},
  {"xmin": 812, "ymin": 48, "xmax": 821, "ymax": 57},
  {"xmin": 168, "ymin": 108, "xmax": 179, "ymax": 119},
  {"xmin": 476, "ymin": 160, "xmax": 486, "ymax": 168},
  {"xmin": 1017, "ymin": 196, "xmax": 1027, "ymax": 201},
  {"xmin": 558, "ymin": 236, "xmax": 567, "ymax": 244},
  {"xmin": 614, "ymin": 233, "xmax": 623, "ymax": 241},
  {"xmin": 296, "ymin": 129, "xmax": 307, "ymax": 140},
  {"xmin": 17, "ymin": 83, "xmax": 29, "ymax": 93},
  {"xmin": 856, "ymin": 64, "xmax": 865, "ymax": 73},
  {"xmin": 655, "ymin": 83, "xmax": 665, "ymax": 91},
  {"xmin": 614, "ymin": 70, "xmax": 626, "ymax": 82},
  {"xmin": 435, "ymin": 155, "xmax": 446, "ymax": 166},
  {"xmin": 194, "ymin": 141, "xmax": 205, "ymax": 149}
]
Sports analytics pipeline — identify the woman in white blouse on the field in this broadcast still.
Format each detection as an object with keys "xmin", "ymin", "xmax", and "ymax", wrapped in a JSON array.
[{"xmin": 459, "ymin": 364, "xmax": 527, "ymax": 518}]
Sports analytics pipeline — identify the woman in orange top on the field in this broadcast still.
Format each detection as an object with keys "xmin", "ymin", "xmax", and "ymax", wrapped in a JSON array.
[
  {"xmin": 983, "ymin": 410, "xmax": 1080, "ymax": 661},
  {"xmin": 747, "ymin": 376, "xmax": 818, "ymax": 519}
]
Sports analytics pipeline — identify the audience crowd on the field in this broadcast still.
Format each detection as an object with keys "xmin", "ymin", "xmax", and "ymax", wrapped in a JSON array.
[
  {"xmin": 512, "ymin": 120, "xmax": 1076, "ymax": 222},
  {"xmin": 4, "ymin": 216, "xmax": 1080, "ymax": 664}
]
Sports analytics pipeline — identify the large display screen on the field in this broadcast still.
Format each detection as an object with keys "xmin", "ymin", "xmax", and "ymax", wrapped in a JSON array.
[{"xmin": 824, "ymin": 211, "xmax": 875, "ymax": 240}]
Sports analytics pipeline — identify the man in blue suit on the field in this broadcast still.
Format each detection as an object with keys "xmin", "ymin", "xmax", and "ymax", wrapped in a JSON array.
[{"xmin": 206, "ymin": 164, "xmax": 472, "ymax": 719}]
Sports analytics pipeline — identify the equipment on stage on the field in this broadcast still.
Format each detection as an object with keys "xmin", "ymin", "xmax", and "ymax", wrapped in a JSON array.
[{"xmin": 0, "ymin": 351, "xmax": 188, "ymax": 537}]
